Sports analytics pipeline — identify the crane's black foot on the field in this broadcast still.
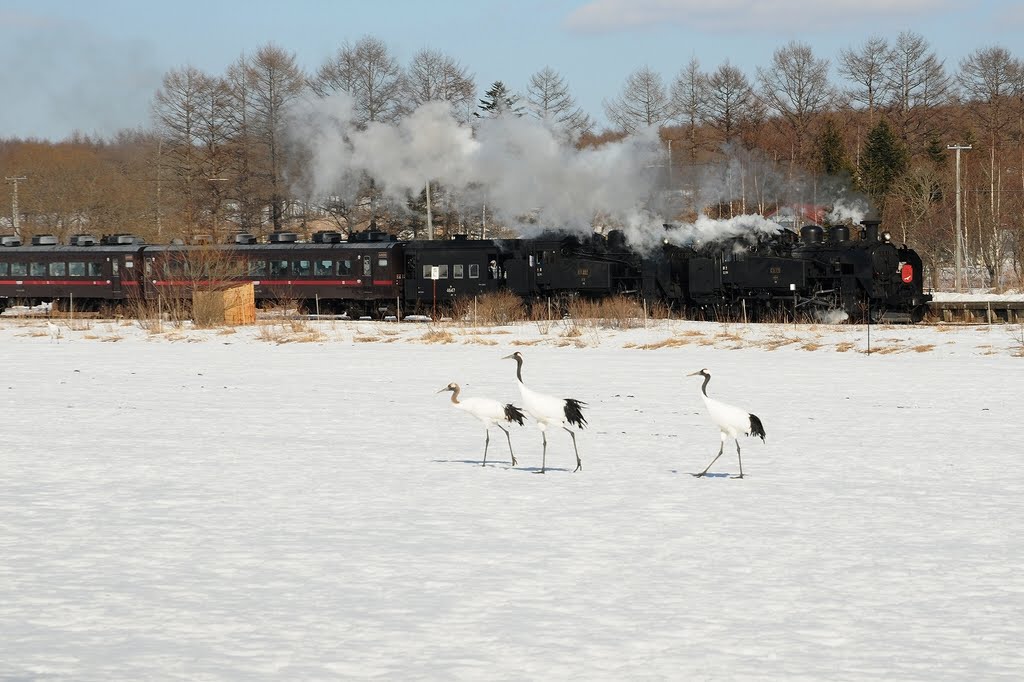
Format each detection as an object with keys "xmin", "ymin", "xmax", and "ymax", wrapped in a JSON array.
[
  {"xmin": 574, "ymin": 462, "xmax": 582, "ymax": 472},
  {"xmin": 691, "ymin": 472, "xmax": 707, "ymax": 477},
  {"xmin": 510, "ymin": 457, "xmax": 518, "ymax": 466},
  {"xmin": 730, "ymin": 474, "xmax": 745, "ymax": 479},
  {"xmin": 533, "ymin": 469, "xmax": 546, "ymax": 475}
]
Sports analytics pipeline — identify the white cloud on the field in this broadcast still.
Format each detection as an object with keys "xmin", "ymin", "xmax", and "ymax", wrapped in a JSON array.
[{"xmin": 564, "ymin": 0, "xmax": 952, "ymax": 33}]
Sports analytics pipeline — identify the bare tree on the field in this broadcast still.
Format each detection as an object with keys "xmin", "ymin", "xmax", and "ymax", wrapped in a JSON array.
[
  {"xmin": 603, "ymin": 66, "xmax": 673, "ymax": 134},
  {"xmin": 246, "ymin": 43, "xmax": 307, "ymax": 232},
  {"xmin": 224, "ymin": 55, "xmax": 265, "ymax": 233},
  {"xmin": 524, "ymin": 66, "xmax": 594, "ymax": 141},
  {"xmin": 884, "ymin": 31, "xmax": 953, "ymax": 150},
  {"xmin": 669, "ymin": 57, "xmax": 709, "ymax": 164},
  {"xmin": 838, "ymin": 36, "xmax": 894, "ymax": 122},
  {"xmin": 957, "ymin": 45, "xmax": 1024, "ymax": 285},
  {"xmin": 704, "ymin": 61, "xmax": 756, "ymax": 146},
  {"xmin": 405, "ymin": 48, "xmax": 476, "ymax": 122},
  {"xmin": 757, "ymin": 41, "xmax": 834, "ymax": 166},
  {"xmin": 152, "ymin": 65, "xmax": 216, "ymax": 234},
  {"xmin": 311, "ymin": 35, "xmax": 405, "ymax": 126}
]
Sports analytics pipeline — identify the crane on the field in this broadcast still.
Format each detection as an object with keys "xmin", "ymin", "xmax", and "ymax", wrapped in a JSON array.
[
  {"xmin": 437, "ymin": 382, "xmax": 526, "ymax": 467},
  {"xmin": 688, "ymin": 368, "xmax": 766, "ymax": 479},
  {"xmin": 502, "ymin": 351, "xmax": 587, "ymax": 474}
]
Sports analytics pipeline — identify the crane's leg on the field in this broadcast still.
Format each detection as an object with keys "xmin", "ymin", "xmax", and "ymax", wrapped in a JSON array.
[
  {"xmin": 564, "ymin": 426, "xmax": 582, "ymax": 472},
  {"xmin": 731, "ymin": 440, "xmax": 744, "ymax": 479},
  {"xmin": 482, "ymin": 429, "xmax": 490, "ymax": 467},
  {"xmin": 534, "ymin": 431, "xmax": 547, "ymax": 474},
  {"xmin": 692, "ymin": 441, "xmax": 725, "ymax": 477},
  {"xmin": 498, "ymin": 424, "xmax": 517, "ymax": 466}
]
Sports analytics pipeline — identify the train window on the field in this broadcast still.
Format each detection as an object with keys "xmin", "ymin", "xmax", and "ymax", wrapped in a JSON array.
[
  {"xmin": 270, "ymin": 260, "xmax": 289, "ymax": 277},
  {"xmin": 453, "ymin": 264, "xmax": 464, "ymax": 279},
  {"xmin": 49, "ymin": 262, "xmax": 67, "ymax": 276},
  {"xmin": 337, "ymin": 259, "xmax": 354, "ymax": 276},
  {"xmin": 378, "ymin": 257, "xmax": 388, "ymax": 267},
  {"xmin": 249, "ymin": 260, "xmax": 267, "ymax": 277},
  {"xmin": 11, "ymin": 262, "xmax": 26, "ymax": 276},
  {"xmin": 314, "ymin": 259, "xmax": 332, "ymax": 276},
  {"xmin": 469, "ymin": 264, "xmax": 479, "ymax": 279},
  {"xmin": 31, "ymin": 262, "xmax": 46, "ymax": 276},
  {"xmin": 362, "ymin": 257, "xmax": 371, "ymax": 276},
  {"xmin": 438, "ymin": 264, "xmax": 449, "ymax": 279},
  {"xmin": 422, "ymin": 264, "xmax": 432, "ymax": 279},
  {"xmin": 69, "ymin": 262, "xmax": 85, "ymax": 276},
  {"xmin": 87, "ymin": 262, "xmax": 103, "ymax": 276},
  {"xmin": 293, "ymin": 260, "xmax": 311, "ymax": 277},
  {"xmin": 0, "ymin": 263, "xmax": 7, "ymax": 275}
]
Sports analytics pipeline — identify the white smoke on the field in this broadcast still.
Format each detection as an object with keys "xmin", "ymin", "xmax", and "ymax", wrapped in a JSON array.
[
  {"xmin": 289, "ymin": 94, "xmax": 868, "ymax": 250},
  {"xmin": 827, "ymin": 196, "xmax": 870, "ymax": 225}
]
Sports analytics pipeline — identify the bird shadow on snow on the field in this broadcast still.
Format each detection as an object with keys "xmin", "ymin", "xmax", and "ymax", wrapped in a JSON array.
[
  {"xmin": 669, "ymin": 469, "xmax": 732, "ymax": 478},
  {"xmin": 433, "ymin": 458, "xmax": 571, "ymax": 473}
]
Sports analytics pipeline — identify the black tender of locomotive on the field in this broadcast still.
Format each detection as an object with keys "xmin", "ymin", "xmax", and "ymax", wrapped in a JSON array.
[{"xmin": 0, "ymin": 218, "xmax": 931, "ymax": 322}]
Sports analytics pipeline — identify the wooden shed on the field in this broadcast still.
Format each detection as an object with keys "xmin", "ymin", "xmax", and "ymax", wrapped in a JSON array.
[{"xmin": 192, "ymin": 282, "xmax": 256, "ymax": 326}]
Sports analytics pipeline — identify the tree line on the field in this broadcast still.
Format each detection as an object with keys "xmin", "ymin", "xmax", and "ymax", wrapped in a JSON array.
[{"xmin": 1, "ymin": 32, "xmax": 1023, "ymax": 289}]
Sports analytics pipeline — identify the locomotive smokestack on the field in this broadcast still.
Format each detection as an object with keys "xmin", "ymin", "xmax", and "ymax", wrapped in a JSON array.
[
  {"xmin": 800, "ymin": 224, "xmax": 824, "ymax": 245},
  {"xmin": 860, "ymin": 218, "xmax": 880, "ymax": 243}
]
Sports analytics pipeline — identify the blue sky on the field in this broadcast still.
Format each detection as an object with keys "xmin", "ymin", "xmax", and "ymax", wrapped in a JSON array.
[{"xmin": 1, "ymin": 0, "xmax": 1022, "ymax": 141}]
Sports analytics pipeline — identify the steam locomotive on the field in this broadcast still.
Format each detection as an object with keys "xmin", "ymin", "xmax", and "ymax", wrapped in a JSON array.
[{"xmin": 0, "ymin": 218, "xmax": 930, "ymax": 322}]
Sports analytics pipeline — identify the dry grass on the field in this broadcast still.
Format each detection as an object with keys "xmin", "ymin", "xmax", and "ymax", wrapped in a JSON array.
[
  {"xmin": 758, "ymin": 336, "xmax": 799, "ymax": 351},
  {"xmin": 634, "ymin": 336, "xmax": 695, "ymax": 350},
  {"xmin": 911, "ymin": 344, "xmax": 935, "ymax": 353},
  {"xmin": 835, "ymin": 341, "xmax": 856, "ymax": 352},
  {"xmin": 462, "ymin": 336, "xmax": 499, "ymax": 346},
  {"xmin": 465, "ymin": 291, "xmax": 527, "ymax": 326},
  {"xmin": 566, "ymin": 295, "xmax": 646, "ymax": 329},
  {"xmin": 256, "ymin": 320, "xmax": 325, "ymax": 343},
  {"xmin": 419, "ymin": 328, "xmax": 455, "ymax": 344},
  {"xmin": 560, "ymin": 323, "xmax": 583, "ymax": 338}
]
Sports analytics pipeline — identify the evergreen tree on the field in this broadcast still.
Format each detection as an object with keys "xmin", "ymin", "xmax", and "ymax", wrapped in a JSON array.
[
  {"xmin": 814, "ymin": 117, "xmax": 853, "ymax": 177},
  {"xmin": 475, "ymin": 81, "xmax": 524, "ymax": 118},
  {"xmin": 858, "ymin": 118, "xmax": 908, "ymax": 213}
]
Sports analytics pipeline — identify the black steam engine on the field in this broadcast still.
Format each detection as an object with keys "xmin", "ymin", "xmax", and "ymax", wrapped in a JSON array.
[{"xmin": 0, "ymin": 218, "xmax": 930, "ymax": 322}]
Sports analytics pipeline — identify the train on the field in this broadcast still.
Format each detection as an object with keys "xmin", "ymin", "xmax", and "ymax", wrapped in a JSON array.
[{"xmin": 0, "ymin": 218, "xmax": 931, "ymax": 322}]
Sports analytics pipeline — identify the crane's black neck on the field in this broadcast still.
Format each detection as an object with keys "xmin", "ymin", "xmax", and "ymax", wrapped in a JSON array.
[
  {"xmin": 700, "ymin": 373, "xmax": 710, "ymax": 397},
  {"xmin": 513, "ymin": 355, "xmax": 524, "ymax": 383},
  {"xmin": 449, "ymin": 386, "xmax": 461, "ymax": 404}
]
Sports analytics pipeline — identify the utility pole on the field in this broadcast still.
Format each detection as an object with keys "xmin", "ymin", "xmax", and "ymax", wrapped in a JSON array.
[
  {"xmin": 948, "ymin": 144, "xmax": 971, "ymax": 291},
  {"xmin": 156, "ymin": 139, "xmax": 163, "ymax": 238},
  {"xmin": 425, "ymin": 180, "xmax": 433, "ymax": 240},
  {"xmin": 5, "ymin": 176, "xmax": 27, "ymax": 238},
  {"xmin": 667, "ymin": 138, "xmax": 674, "ymax": 188}
]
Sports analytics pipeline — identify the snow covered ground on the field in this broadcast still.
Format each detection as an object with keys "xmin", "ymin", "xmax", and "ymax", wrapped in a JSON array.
[{"xmin": 1, "ymin": 316, "xmax": 1022, "ymax": 680}]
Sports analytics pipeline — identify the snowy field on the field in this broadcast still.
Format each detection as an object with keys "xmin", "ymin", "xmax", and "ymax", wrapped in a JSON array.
[{"xmin": 1, "ymin": 315, "xmax": 1022, "ymax": 681}]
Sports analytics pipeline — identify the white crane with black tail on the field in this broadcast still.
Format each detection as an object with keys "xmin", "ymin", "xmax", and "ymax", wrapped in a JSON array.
[
  {"xmin": 688, "ymin": 368, "xmax": 766, "ymax": 479},
  {"xmin": 502, "ymin": 351, "xmax": 587, "ymax": 474},
  {"xmin": 437, "ymin": 382, "xmax": 526, "ymax": 467}
]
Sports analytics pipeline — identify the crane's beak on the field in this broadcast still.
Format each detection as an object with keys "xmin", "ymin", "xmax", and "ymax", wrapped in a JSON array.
[
  {"xmin": 501, "ymin": 353, "xmax": 515, "ymax": 360},
  {"xmin": 436, "ymin": 386, "xmax": 450, "ymax": 393},
  {"xmin": 687, "ymin": 370, "xmax": 702, "ymax": 377}
]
